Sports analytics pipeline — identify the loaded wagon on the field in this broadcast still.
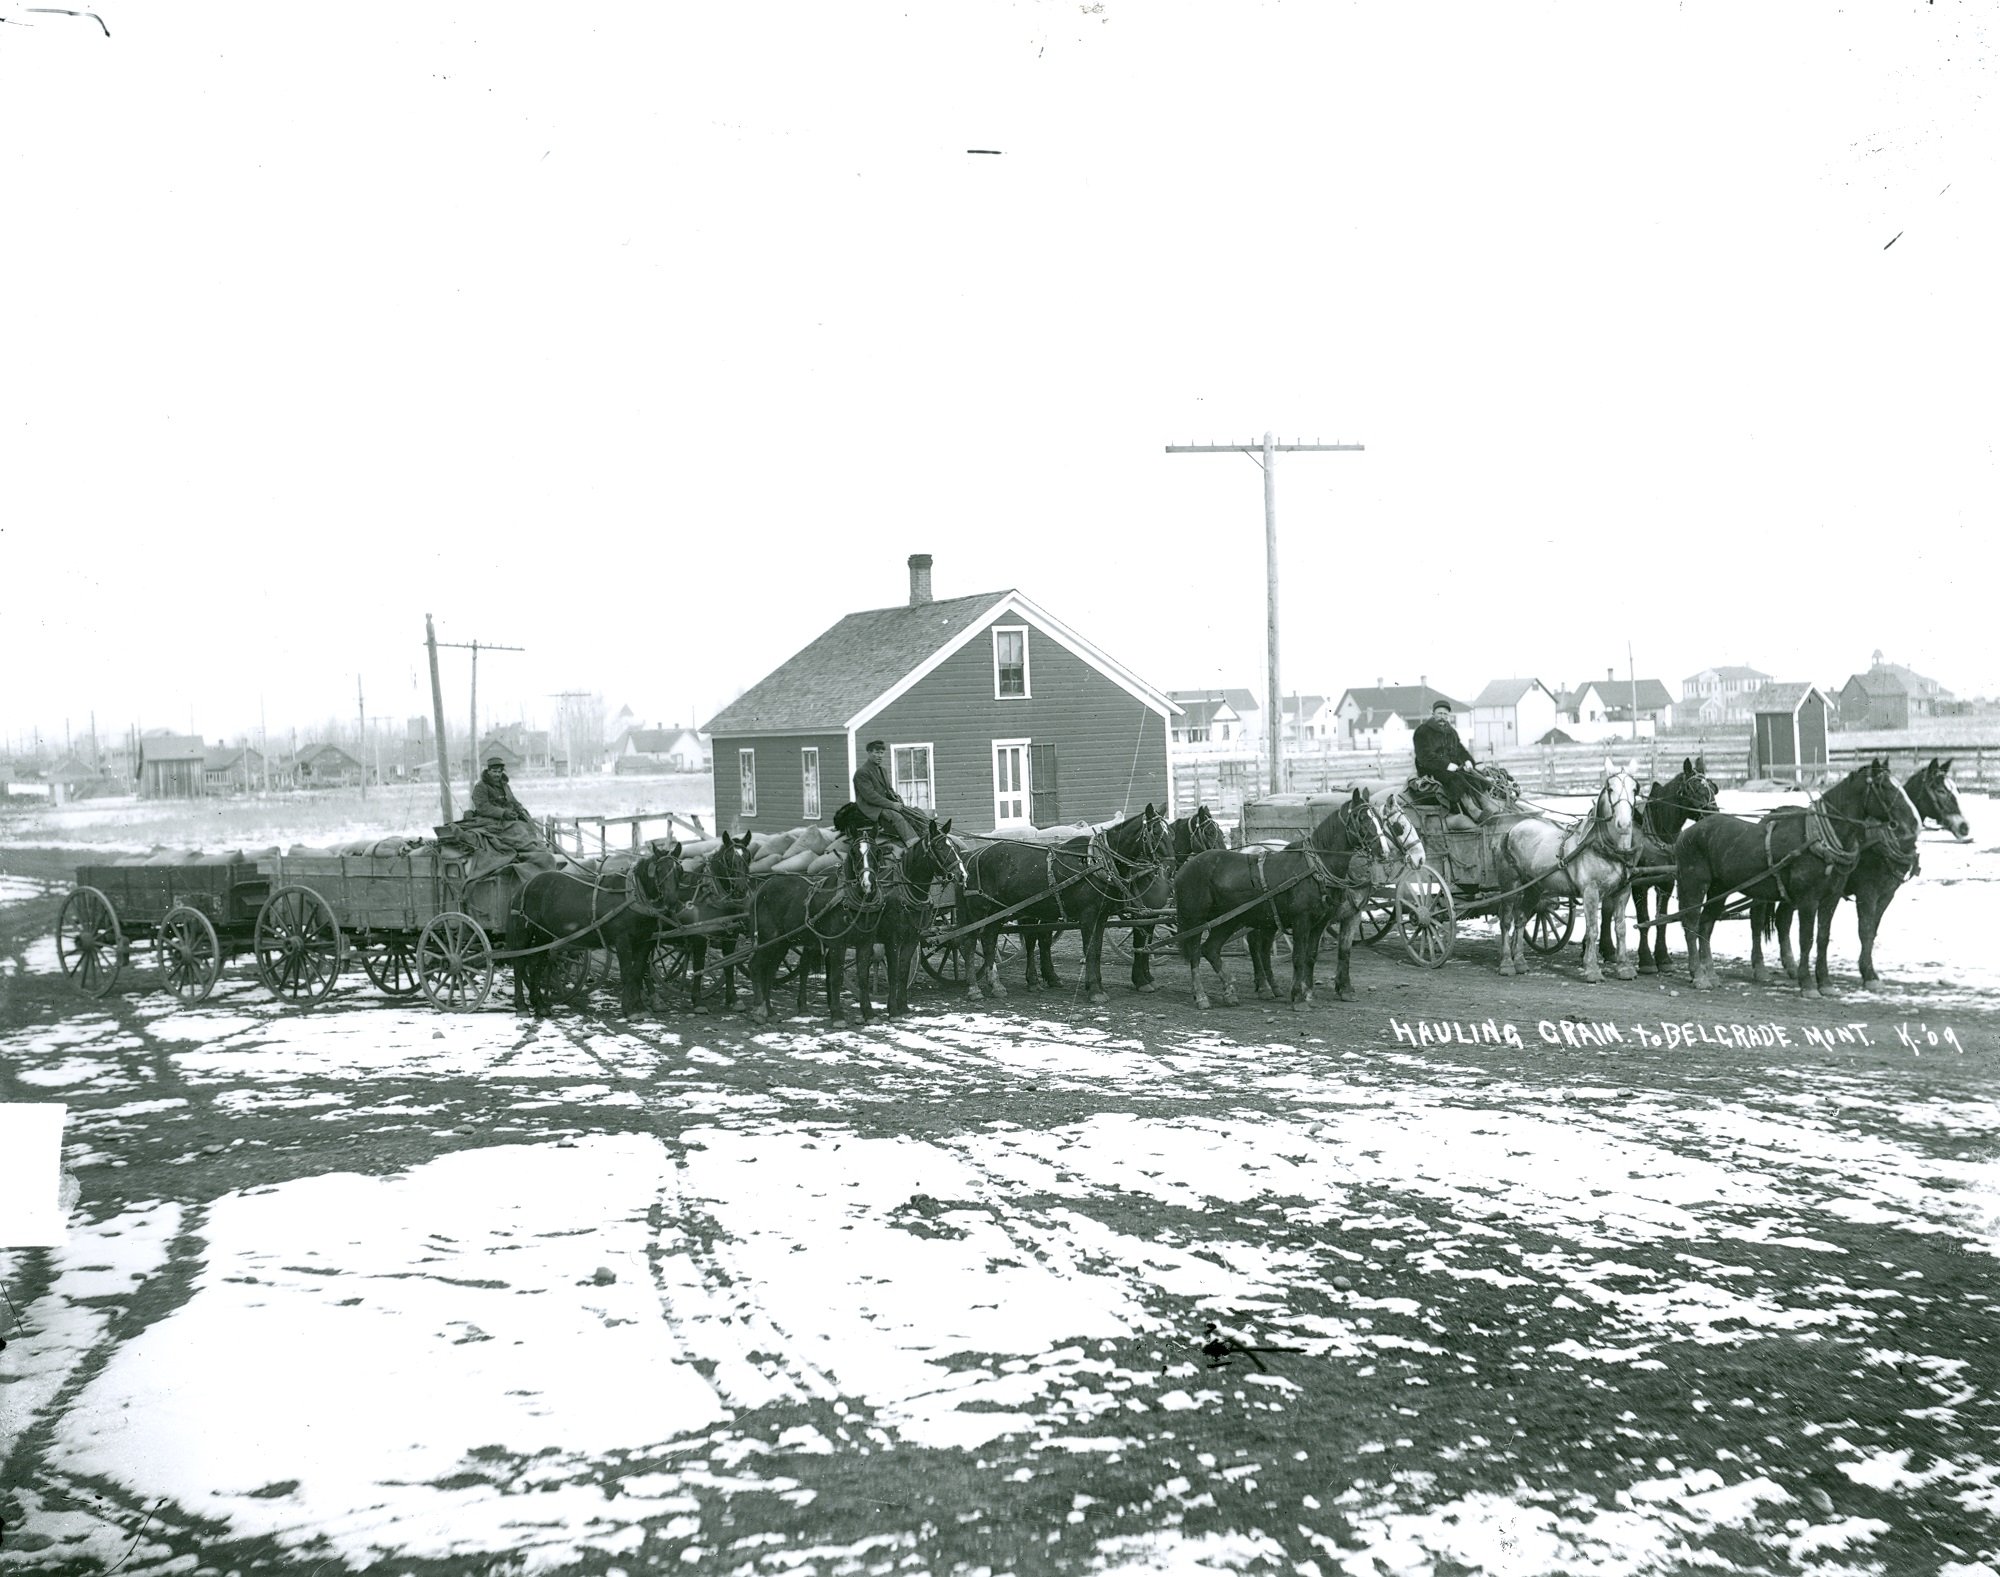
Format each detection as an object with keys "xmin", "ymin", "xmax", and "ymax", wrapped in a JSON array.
[{"xmin": 58, "ymin": 853, "xmax": 270, "ymax": 1004}]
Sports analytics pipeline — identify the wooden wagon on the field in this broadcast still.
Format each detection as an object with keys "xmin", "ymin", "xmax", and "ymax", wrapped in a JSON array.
[
  {"xmin": 58, "ymin": 854, "xmax": 271, "ymax": 1004},
  {"xmin": 252, "ymin": 843, "xmax": 587, "ymax": 1011}
]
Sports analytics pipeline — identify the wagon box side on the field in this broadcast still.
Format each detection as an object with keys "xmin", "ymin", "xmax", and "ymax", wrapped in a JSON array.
[
  {"xmin": 76, "ymin": 857, "xmax": 269, "ymax": 929},
  {"xmin": 266, "ymin": 851, "xmax": 451, "ymax": 934}
]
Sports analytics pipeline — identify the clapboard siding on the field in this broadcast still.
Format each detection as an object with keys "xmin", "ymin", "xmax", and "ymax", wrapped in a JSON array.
[
  {"xmin": 865, "ymin": 617, "xmax": 1170, "ymax": 835},
  {"xmin": 711, "ymin": 732, "xmax": 846, "ymax": 834}
]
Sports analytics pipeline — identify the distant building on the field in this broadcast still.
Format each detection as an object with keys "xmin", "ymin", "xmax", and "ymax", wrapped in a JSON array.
[
  {"xmin": 613, "ymin": 726, "xmax": 709, "ymax": 773},
  {"xmin": 1333, "ymin": 683, "xmax": 1466, "ymax": 749},
  {"xmin": 203, "ymin": 743, "xmax": 265, "ymax": 794},
  {"xmin": 1280, "ymin": 694, "xmax": 1337, "ymax": 746},
  {"xmin": 1837, "ymin": 651, "xmax": 1954, "ymax": 730},
  {"xmin": 1470, "ymin": 679, "xmax": 1559, "ymax": 753},
  {"xmin": 295, "ymin": 742, "xmax": 364, "ymax": 787},
  {"xmin": 1750, "ymin": 684, "xmax": 1832, "ymax": 782},
  {"xmin": 1681, "ymin": 664, "xmax": 1771, "ymax": 724},
  {"xmin": 137, "ymin": 731, "xmax": 208, "ymax": 799},
  {"xmin": 1166, "ymin": 691, "xmax": 1252, "ymax": 752},
  {"xmin": 479, "ymin": 723, "xmax": 558, "ymax": 773}
]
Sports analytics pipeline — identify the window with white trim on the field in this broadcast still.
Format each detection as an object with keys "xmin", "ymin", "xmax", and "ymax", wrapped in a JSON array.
[
  {"xmin": 738, "ymin": 747, "xmax": 757, "ymax": 817},
  {"xmin": 893, "ymin": 744, "xmax": 934, "ymax": 810},
  {"xmin": 993, "ymin": 626, "xmax": 1029, "ymax": 698},
  {"xmin": 801, "ymin": 748, "xmax": 820, "ymax": 820}
]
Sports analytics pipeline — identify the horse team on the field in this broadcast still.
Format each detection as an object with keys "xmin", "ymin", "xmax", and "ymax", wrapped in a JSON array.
[{"xmin": 508, "ymin": 756, "xmax": 1972, "ymax": 1023}]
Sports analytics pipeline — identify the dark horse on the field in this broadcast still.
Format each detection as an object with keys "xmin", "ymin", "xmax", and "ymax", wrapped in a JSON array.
[
  {"xmin": 1592, "ymin": 756, "xmax": 1719, "ymax": 975},
  {"xmin": 677, "ymin": 831, "xmax": 754, "ymax": 1012},
  {"xmin": 1125, "ymin": 806, "xmax": 1229, "ymax": 992},
  {"xmin": 1174, "ymin": 789, "xmax": 1396, "ymax": 1010},
  {"xmin": 1907, "ymin": 758, "xmax": 1973, "ymax": 842},
  {"xmin": 1676, "ymin": 759, "xmax": 1907, "ymax": 996},
  {"xmin": 509, "ymin": 841, "xmax": 686, "ymax": 1017},
  {"xmin": 744, "ymin": 809, "xmax": 879, "ymax": 1024},
  {"xmin": 1762, "ymin": 763, "xmax": 1926, "ymax": 990},
  {"xmin": 955, "ymin": 806, "xmax": 1173, "ymax": 1006},
  {"xmin": 874, "ymin": 815, "xmax": 967, "ymax": 1016}
]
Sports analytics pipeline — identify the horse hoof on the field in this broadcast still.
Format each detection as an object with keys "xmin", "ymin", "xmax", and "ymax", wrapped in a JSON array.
[
  {"xmin": 1336, "ymin": 986, "xmax": 1357, "ymax": 1003},
  {"xmin": 1089, "ymin": 992, "xmax": 1109, "ymax": 1006},
  {"xmin": 1616, "ymin": 966, "xmax": 1637, "ymax": 982},
  {"xmin": 1194, "ymin": 996, "xmax": 1211, "ymax": 1011},
  {"xmin": 1637, "ymin": 963, "xmax": 1656, "ymax": 977},
  {"xmin": 1135, "ymin": 982, "xmax": 1159, "ymax": 995},
  {"xmin": 1751, "ymin": 968, "xmax": 1769, "ymax": 985},
  {"xmin": 1499, "ymin": 961, "xmax": 1516, "ymax": 977},
  {"xmin": 1582, "ymin": 969, "xmax": 1602, "ymax": 985}
]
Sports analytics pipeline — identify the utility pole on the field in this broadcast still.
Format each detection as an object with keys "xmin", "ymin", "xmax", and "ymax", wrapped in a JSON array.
[
  {"xmin": 356, "ymin": 675, "xmax": 367, "ymax": 799},
  {"xmin": 432, "ymin": 634, "xmax": 525, "ymax": 780},
  {"xmin": 1166, "ymin": 433, "xmax": 1365, "ymax": 795},
  {"xmin": 424, "ymin": 616, "xmax": 456, "ymax": 826}
]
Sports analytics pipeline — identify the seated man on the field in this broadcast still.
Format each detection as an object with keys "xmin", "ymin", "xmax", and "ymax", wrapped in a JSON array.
[
  {"xmin": 1412, "ymin": 700, "xmax": 1489, "ymax": 818},
  {"xmin": 851, "ymin": 738, "xmax": 928, "ymax": 845},
  {"xmin": 469, "ymin": 755, "xmax": 534, "ymax": 826}
]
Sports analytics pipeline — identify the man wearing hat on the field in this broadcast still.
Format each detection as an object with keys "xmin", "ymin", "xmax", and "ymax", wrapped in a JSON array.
[
  {"xmin": 469, "ymin": 755, "xmax": 534, "ymax": 826},
  {"xmin": 852, "ymin": 739, "xmax": 927, "ymax": 844},
  {"xmin": 1412, "ymin": 700, "xmax": 1485, "ymax": 816}
]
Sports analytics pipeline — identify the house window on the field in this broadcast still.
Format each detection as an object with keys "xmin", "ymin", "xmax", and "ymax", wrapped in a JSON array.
[
  {"xmin": 993, "ymin": 627, "xmax": 1029, "ymax": 698},
  {"xmin": 801, "ymin": 748, "xmax": 820, "ymax": 820},
  {"xmin": 993, "ymin": 739, "xmax": 1030, "ymax": 825},
  {"xmin": 893, "ymin": 744, "xmax": 934, "ymax": 810},
  {"xmin": 1220, "ymin": 723, "xmax": 1231, "ymax": 741},
  {"xmin": 738, "ymin": 748, "xmax": 757, "ymax": 817},
  {"xmin": 1185, "ymin": 727, "xmax": 1208, "ymax": 744}
]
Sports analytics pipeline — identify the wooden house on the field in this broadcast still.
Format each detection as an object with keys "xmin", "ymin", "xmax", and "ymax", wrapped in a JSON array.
[
  {"xmin": 1837, "ymin": 652, "xmax": 1954, "ymax": 730},
  {"xmin": 703, "ymin": 554, "xmax": 1178, "ymax": 835},
  {"xmin": 1470, "ymin": 679, "xmax": 1560, "ymax": 753},
  {"xmin": 614, "ymin": 726, "xmax": 709, "ymax": 773},
  {"xmin": 295, "ymin": 742, "xmax": 365, "ymax": 788},
  {"xmin": 137, "ymin": 732, "xmax": 208, "ymax": 799},
  {"xmin": 1749, "ymin": 684, "xmax": 1831, "ymax": 783},
  {"xmin": 1681, "ymin": 664, "xmax": 1771, "ymax": 724},
  {"xmin": 203, "ymin": 744, "xmax": 265, "ymax": 794},
  {"xmin": 1335, "ymin": 684, "xmax": 1464, "ymax": 748}
]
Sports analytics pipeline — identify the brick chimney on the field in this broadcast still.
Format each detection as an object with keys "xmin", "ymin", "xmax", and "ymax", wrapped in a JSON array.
[
  {"xmin": 1607, "ymin": 666, "xmax": 1615, "ymax": 683},
  {"xmin": 908, "ymin": 553, "xmax": 933, "ymax": 607}
]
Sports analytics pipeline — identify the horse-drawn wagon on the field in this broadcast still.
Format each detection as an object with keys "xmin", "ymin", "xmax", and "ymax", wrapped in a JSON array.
[{"xmin": 57, "ymin": 853, "xmax": 270, "ymax": 1003}]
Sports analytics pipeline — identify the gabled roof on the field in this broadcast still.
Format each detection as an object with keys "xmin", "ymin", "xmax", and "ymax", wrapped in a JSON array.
[
  {"xmin": 703, "ymin": 589, "xmax": 1176, "ymax": 735},
  {"xmin": 138, "ymin": 733, "xmax": 206, "ymax": 763},
  {"xmin": 1752, "ymin": 682, "xmax": 1823, "ymax": 715},
  {"xmin": 1166, "ymin": 694, "xmax": 1240, "ymax": 731},
  {"xmin": 1219, "ymin": 687, "xmax": 1259, "ymax": 713},
  {"xmin": 1615, "ymin": 679, "xmax": 1676, "ymax": 710},
  {"xmin": 1847, "ymin": 661, "xmax": 1948, "ymax": 699},
  {"xmin": 1684, "ymin": 664, "xmax": 1771, "ymax": 683},
  {"xmin": 1339, "ymin": 685, "xmax": 1464, "ymax": 721},
  {"xmin": 1474, "ymin": 678, "xmax": 1553, "ymax": 708},
  {"xmin": 204, "ymin": 745, "xmax": 261, "ymax": 771},
  {"xmin": 1281, "ymin": 694, "xmax": 1328, "ymax": 718},
  {"xmin": 622, "ymin": 727, "xmax": 703, "ymax": 753},
  {"xmin": 299, "ymin": 741, "xmax": 362, "ymax": 766}
]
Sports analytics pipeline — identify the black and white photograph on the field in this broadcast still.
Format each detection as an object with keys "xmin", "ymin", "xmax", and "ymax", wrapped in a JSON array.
[{"xmin": 3, "ymin": 2, "xmax": 1997, "ymax": 1572}]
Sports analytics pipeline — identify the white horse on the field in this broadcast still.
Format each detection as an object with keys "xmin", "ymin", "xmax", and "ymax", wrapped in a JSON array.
[{"xmin": 1494, "ymin": 759, "xmax": 1641, "ymax": 982}]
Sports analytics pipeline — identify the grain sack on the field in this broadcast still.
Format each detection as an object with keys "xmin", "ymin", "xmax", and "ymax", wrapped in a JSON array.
[
  {"xmin": 806, "ymin": 851, "xmax": 841, "ymax": 878},
  {"xmin": 795, "ymin": 826, "xmax": 831, "ymax": 855},
  {"xmin": 680, "ymin": 836, "xmax": 722, "ymax": 860},
  {"xmin": 774, "ymin": 849, "xmax": 816, "ymax": 875}
]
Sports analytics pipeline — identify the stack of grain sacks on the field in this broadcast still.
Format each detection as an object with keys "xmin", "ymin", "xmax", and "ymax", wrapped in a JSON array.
[{"xmin": 676, "ymin": 826, "xmax": 856, "ymax": 881}]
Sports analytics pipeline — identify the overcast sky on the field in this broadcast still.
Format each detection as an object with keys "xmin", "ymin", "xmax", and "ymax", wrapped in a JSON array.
[{"xmin": 3, "ymin": 0, "xmax": 1994, "ymax": 753}]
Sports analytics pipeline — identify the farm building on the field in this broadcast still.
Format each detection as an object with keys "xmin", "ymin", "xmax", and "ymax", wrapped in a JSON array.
[
  {"xmin": 1469, "ymin": 679, "xmax": 1559, "ymax": 753},
  {"xmin": 136, "ymin": 732, "xmax": 208, "ymax": 799},
  {"xmin": 478, "ymin": 724, "xmax": 558, "ymax": 773},
  {"xmin": 203, "ymin": 744, "xmax": 265, "ymax": 794},
  {"xmin": 1749, "ymin": 684, "xmax": 1831, "ymax": 783},
  {"xmin": 295, "ymin": 742, "xmax": 364, "ymax": 788},
  {"xmin": 1333, "ymin": 683, "xmax": 1464, "ymax": 749},
  {"xmin": 1165, "ymin": 691, "xmax": 1252, "ymax": 752},
  {"xmin": 613, "ymin": 726, "xmax": 709, "ymax": 773},
  {"xmin": 703, "ymin": 554, "xmax": 1178, "ymax": 836},
  {"xmin": 1837, "ymin": 652, "xmax": 1955, "ymax": 730}
]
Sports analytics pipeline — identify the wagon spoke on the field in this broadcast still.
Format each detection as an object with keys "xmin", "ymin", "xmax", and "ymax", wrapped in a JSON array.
[{"xmin": 58, "ymin": 886, "xmax": 124, "ymax": 998}]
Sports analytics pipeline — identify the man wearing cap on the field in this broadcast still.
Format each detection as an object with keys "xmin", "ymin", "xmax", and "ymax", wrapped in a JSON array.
[
  {"xmin": 853, "ymin": 739, "xmax": 926, "ymax": 844},
  {"xmin": 469, "ymin": 755, "xmax": 534, "ymax": 826},
  {"xmin": 1413, "ymin": 700, "xmax": 1485, "ymax": 816}
]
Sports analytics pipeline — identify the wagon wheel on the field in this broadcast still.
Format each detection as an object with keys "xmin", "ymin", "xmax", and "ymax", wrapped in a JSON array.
[
  {"xmin": 255, "ymin": 886, "xmax": 343, "ymax": 1006},
  {"xmin": 651, "ymin": 934, "xmax": 692, "ymax": 1006},
  {"xmin": 550, "ymin": 947, "xmax": 594, "ymax": 1008},
  {"xmin": 1525, "ymin": 895, "xmax": 1578, "ymax": 956},
  {"xmin": 361, "ymin": 937, "xmax": 424, "ymax": 998},
  {"xmin": 417, "ymin": 913, "xmax": 493, "ymax": 1012},
  {"xmin": 1397, "ymin": 867, "xmax": 1455, "ymax": 968},
  {"xmin": 57, "ymin": 885, "xmax": 124, "ymax": 998},
  {"xmin": 158, "ymin": 904, "xmax": 222, "ymax": 1005},
  {"xmin": 920, "ymin": 930, "xmax": 965, "ymax": 985},
  {"xmin": 1358, "ymin": 891, "xmax": 1398, "ymax": 945}
]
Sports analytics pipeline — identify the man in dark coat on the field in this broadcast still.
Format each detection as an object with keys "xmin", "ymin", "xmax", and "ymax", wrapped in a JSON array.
[
  {"xmin": 1412, "ymin": 701, "xmax": 1485, "ymax": 814},
  {"xmin": 852, "ymin": 739, "xmax": 927, "ymax": 843},
  {"xmin": 469, "ymin": 756, "xmax": 533, "ymax": 825}
]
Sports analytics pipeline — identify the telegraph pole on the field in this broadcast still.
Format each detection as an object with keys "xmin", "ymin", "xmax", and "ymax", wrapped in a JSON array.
[
  {"xmin": 432, "ymin": 634, "xmax": 525, "ymax": 779},
  {"xmin": 356, "ymin": 675, "xmax": 367, "ymax": 799},
  {"xmin": 1165, "ymin": 433, "xmax": 1365, "ymax": 795},
  {"xmin": 424, "ymin": 616, "xmax": 456, "ymax": 826}
]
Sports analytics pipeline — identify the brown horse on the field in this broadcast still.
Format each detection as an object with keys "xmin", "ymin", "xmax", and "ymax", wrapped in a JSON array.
[
  {"xmin": 675, "ymin": 831, "xmax": 753, "ymax": 1012},
  {"xmin": 744, "ymin": 817, "xmax": 880, "ymax": 1024},
  {"xmin": 1174, "ymin": 790, "xmax": 1397, "ymax": 1010},
  {"xmin": 1678, "ymin": 759, "xmax": 1906, "ymax": 996},
  {"xmin": 509, "ymin": 842, "xmax": 686, "ymax": 1018},
  {"xmin": 956, "ymin": 806, "xmax": 1173, "ymax": 1005},
  {"xmin": 874, "ymin": 816, "xmax": 966, "ymax": 1016}
]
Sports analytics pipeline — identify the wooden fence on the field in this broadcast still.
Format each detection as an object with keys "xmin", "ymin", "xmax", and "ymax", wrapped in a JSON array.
[{"xmin": 545, "ymin": 809, "xmax": 709, "ymax": 860}]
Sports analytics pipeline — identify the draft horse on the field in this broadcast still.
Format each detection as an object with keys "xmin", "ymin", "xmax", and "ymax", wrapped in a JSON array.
[
  {"xmin": 509, "ymin": 841, "xmax": 687, "ymax": 1018},
  {"xmin": 744, "ymin": 812, "xmax": 880, "ymax": 1024},
  {"xmin": 1125, "ymin": 805, "xmax": 1229, "ymax": 992},
  {"xmin": 956, "ymin": 806, "xmax": 1173, "ymax": 1005},
  {"xmin": 1592, "ymin": 755, "xmax": 1718, "ymax": 975},
  {"xmin": 1174, "ymin": 789, "xmax": 1397, "ymax": 1011},
  {"xmin": 1496, "ymin": 759, "xmax": 1640, "ymax": 981},
  {"xmin": 875, "ymin": 814, "xmax": 967, "ymax": 1016},
  {"xmin": 1907, "ymin": 758, "xmax": 1972, "ymax": 842},
  {"xmin": 1760, "ymin": 760, "xmax": 1924, "ymax": 991},
  {"xmin": 675, "ymin": 831, "xmax": 754, "ymax": 1012},
  {"xmin": 1677, "ymin": 758, "xmax": 1907, "ymax": 996}
]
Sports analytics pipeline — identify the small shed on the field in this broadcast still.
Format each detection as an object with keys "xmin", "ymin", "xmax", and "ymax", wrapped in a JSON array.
[
  {"xmin": 1749, "ymin": 684, "xmax": 1831, "ymax": 783},
  {"xmin": 137, "ymin": 733, "xmax": 208, "ymax": 799}
]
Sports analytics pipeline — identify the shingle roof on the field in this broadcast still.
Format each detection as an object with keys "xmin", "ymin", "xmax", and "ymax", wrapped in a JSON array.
[
  {"xmin": 704, "ymin": 591, "xmax": 1008, "ymax": 735},
  {"xmin": 139, "ymin": 733, "xmax": 206, "ymax": 762},
  {"xmin": 1684, "ymin": 664, "xmax": 1771, "ymax": 684},
  {"xmin": 1848, "ymin": 662, "xmax": 1947, "ymax": 698},
  {"xmin": 1473, "ymin": 678, "xmax": 1549, "ymax": 708},
  {"xmin": 1281, "ymin": 695, "xmax": 1328, "ymax": 718},
  {"xmin": 1341, "ymin": 685, "xmax": 1465, "ymax": 721},
  {"xmin": 1219, "ymin": 687, "xmax": 1260, "ymax": 713},
  {"xmin": 1752, "ymin": 682, "xmax": 1821, "ymax": 714},
  {"xmin": 203, "ymin": 746, "xmax": 260, "ymax": 771}
]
